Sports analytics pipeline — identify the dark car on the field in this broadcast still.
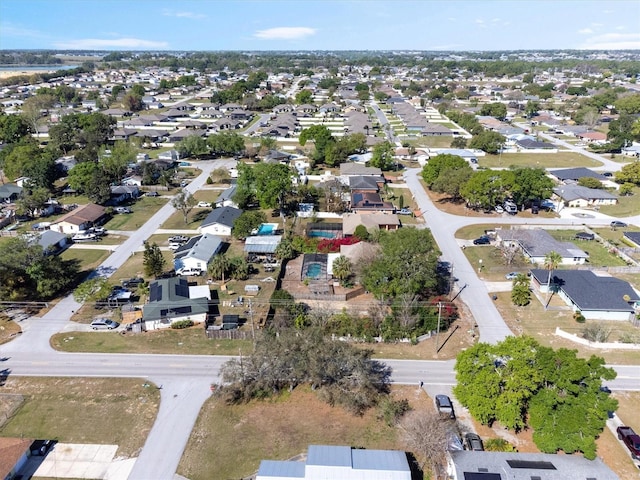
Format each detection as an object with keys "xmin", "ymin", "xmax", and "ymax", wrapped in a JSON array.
[
  {"xmin": 575, "ymin": 232, "xmax": 595, "ymax": 241},
  {"xmin": 435, "ymin": 394, "xmax": 456, "ymax": 420},
  {"xmin": 464, "ymin": 433, "xmax": 484, "ymax": 451},
  {"xmin": 121, "ymin": 277, "xmax": 145, "ymax": 288},
  {"xmin": 610, "ymin": 221, "xmax": 627, "ymax": 228},
  {"xmin": 30, "ymin": 439, "xmax": 55, "ymax": 456},
  {"xmin": 473, "ymin": 236, "xmax": 491, "ymax": 245}
]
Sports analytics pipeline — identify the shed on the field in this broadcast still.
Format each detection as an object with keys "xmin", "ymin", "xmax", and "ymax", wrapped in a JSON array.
[{"xmin": 244, "ymin": 235, "xmax": 282, "ymax": 254}]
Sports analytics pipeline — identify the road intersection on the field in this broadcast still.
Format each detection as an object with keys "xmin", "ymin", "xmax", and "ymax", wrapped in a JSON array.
[{"xmin": 2, "ymin": 154, "xmax": 640, "ymax": 478}]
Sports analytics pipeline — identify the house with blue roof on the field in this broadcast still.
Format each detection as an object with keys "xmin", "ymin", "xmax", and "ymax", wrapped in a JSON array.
[{"xmin": 173, "ymin": 233, "xmax": 223, "ymax": 273}]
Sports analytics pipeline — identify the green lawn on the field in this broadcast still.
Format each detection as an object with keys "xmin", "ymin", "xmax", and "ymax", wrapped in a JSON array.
[
  {"xmin": 479, "ymin": 152, "xmax": 601, "ymax": 169},
  {"xmin": 0, "ymin": 377, "xmax": 159, "ymax": 458},
  {"xmin": 102, "ymin": 197, "xmax": 167, "ymax": 231},
  {"xmin": 547, "ymin": 230, "xmax": 628, "ymax": 267},
  {"xmin": 60, "ymin": 248, "xmax": 110, "ymax": 273},
  {"xmin": 160, "ymin": 209, "xmax": 209, "ymax": 230},
  {"xmin": 598, "ymin": 186, "xmax": 640, "ymax": 217}
]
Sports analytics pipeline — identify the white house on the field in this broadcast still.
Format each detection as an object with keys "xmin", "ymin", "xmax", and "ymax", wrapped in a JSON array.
[
  {"xmin": 553, "ymin": 185, "xmax": 618, "ymax": 208},
  {"xmin": 497, "ymin": 229, "xmax": 588, "ymax": 265},
  {"xmin": 173, "ymin": 234, "xmax": 223, "ymax": 273},
  {"xmin": 213, "ymin": 186, "xmax": 238, "ymax": 208},
  {"xmin": 199, "ymin": 206, "xmax": 243, "ymax": 236},
  {"xmin": 142, "ymin": 277, "xmax": 209, "ymax": 330}
]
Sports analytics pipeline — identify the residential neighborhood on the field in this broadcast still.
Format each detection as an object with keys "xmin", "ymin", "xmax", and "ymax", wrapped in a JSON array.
[{"xmin": 1, "ymin": 40, "xmax": 640, "ymax": 480}]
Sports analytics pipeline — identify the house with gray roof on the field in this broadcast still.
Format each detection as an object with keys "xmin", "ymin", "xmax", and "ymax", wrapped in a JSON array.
[
  {"xmin": 550, "ymin": 167, "xmax": 606, "ymax": 183},
  {"xmin": 553, "ymin": 185, "xmax": 617, "ymax": 208},
  {"xmin": 142, "ymin": 277, "xmax": 210, "ymax": 330},
  {"xmin": 256, "ymin": 445, "xmax": 411, "ymax": 480},
  {"xmin": 340, "ymin": 163, "xmax": 382, "ymax": 177},
  {"xmin": 173, "ymin": 233, "xmax": 223, "ymax": 273},
  {"xmin": 35, "ymin": 230, "xmax": 69, "ymax": 255},
  {"xmin": 530, "ymin": 269, "xmax": 639, "ymax": 321},
  {"xmin": 0, "ymin": 184, "xmax": 22, "ymax": 203},
  {"xmin": 214, "ymin": 185, "xmax": 238, "ymax": 208},
  {"xmin": 199, "ymin": 206, "xmax": 242, "ymax": 236},
  {"xmin": 448, "ymin": 450, "xmax": 618, "ymax": 480},
  {"xmin": 497, "ymin": 229, "xmax": 588, "ymax": 265}
]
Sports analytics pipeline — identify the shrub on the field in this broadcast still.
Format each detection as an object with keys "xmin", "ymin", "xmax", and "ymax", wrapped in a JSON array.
[
  {"xmin": 484, "ymin": 438, "xmax": 517, "ymax": 452},
  {"xmin": 171, "ymin": 319, "xmax": 194, "ymax": 329},
  {"xmin": 377, "ymin": 397, "xmax": 411, "ymax": 426},
  {"xmin": 573, "ymin": 312, "xmax": 586, "ymax": 323},
  {"xmin": 582, "ymin": 323, "xmax": 612, "ymax": 343}
]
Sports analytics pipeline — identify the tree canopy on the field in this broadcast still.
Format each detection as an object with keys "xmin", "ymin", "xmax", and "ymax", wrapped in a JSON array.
[
  {"xmin": 421, "ymin": 154, "xmax": 469, "ymax": 187},
  {"xmin": 469, "ymin": 130, "xmax": 505, "ymax": 154},
  {"xmin": 454, "ymin": 336, "xmax": 617, "ymax": 459}
]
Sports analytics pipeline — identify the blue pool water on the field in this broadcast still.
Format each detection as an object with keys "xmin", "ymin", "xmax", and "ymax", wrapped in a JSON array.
[
  {"xmin": 308, "ymin": 231, "xmax": 338, "ymax": 239},
  {"xmin": 306, "ymin": 263, "xmax": 322, "ymax": 278},
  {"xmin": 257, "ymin": 224, "xmax": 274, "ymax": 235}
]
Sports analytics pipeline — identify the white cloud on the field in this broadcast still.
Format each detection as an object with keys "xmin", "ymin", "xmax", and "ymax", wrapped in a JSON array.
[
  {"xmin": 578, "ymin": 28, "xmax": 594, "ymax": 34},
  {"xmin": 475, "ymin": 18, "xmax": 487, "ymax": 28},
  {"xmin": 54, "ymin": 38, "xmax": 169, "ymax": 49},
  {"xmin": 616, "ymin": 25, "xmax": 625, "ymax": 30},
  {"xmin": 579, "ymin": 32, "xmax": 640, "ymax": 49},
  {"xmin": 162, "ymin": 9, "xmax": 206, "ymax": 19},
  {"xmin": 254, "ymin": 27, "xmax": 317, "ymax": 40},
  {"xmin": 1, "ymin": 21, "xmax": 45, "ymax": 38}
]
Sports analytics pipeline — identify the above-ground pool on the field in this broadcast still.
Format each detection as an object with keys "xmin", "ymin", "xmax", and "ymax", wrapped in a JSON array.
[{"xmin": 305, "ymin": 263, "xmax": 322, "ymax": 279}]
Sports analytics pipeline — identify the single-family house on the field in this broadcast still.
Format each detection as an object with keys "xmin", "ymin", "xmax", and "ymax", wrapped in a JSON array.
[
  {"xmin": 0, "ymin": 437, "xmax": 33, "ymax": 480},
  {"xmin": 214, "ymin": 186, "xmax": 238, "ymax": 208},
  {"xmin": 340, "ymin": 162, "xmax": 382, "ymax": 177},
  {"xmin": 515, "ymin": 138, "xmax": 557, "ymax": 152},
  {"xmin": 36, "ymin": 230, "xmax": 69, "ymax": 255},
  {"xmin": 142, "ymin": 277, "xmax": 210, "ymax": 330},
  {"xmin": 342, "ymin": 212, "xmax": 400, "ymax": 236},
  {"xmin": 173, "ymin": 234, "xmax": 223, "ymax": 272},
  {"xmin": 50, "ymin": 204, "xmax": 106, "ymax": 235},
  {"xmin": 0, "ymin": 184, "xmax": 22, "ymax": 203},
  {"xmin": 553, "ymin": 185, "xmax": 618, "ymax": 207},
  {"xmin": 497, "ymin": 229, "xmax": 588, "ymax": 265},
  {"xmin": 199, "ymin": 206, "xmax": 243, "ymax": 236},
  {"xmin": 256, "ymin": 445, "xmax": 411, "ymax": 480},
  {"xmin": 530, "ymin": 269, "xmax": 639, "ymax": 321},
  {"xmin": 578, "ymin": 131, "xmax": 608, "ymax": 144},
  {"xmin": 350, "ymin": 191, "xmax": 395, "ymax": 214},
  {"xmin": 348, "ymin": 175, "xmax": 384, "ymax": 191},
  {"xmin": 157, "ymin": 150, "xmax": 180, "ymax": 162},
  {"xmin": 109, "ymin": 185, "xmax": 140, "ymax": 205},
  {"xmin": 550, "ymin": 167, "xmax": 606, "ymax": 183},
  {"xmin": 447, "ymin": 450, "xmax": 618, "ymax": 480}
]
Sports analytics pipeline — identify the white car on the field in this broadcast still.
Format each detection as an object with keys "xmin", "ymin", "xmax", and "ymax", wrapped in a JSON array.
[
  {"xmin": 114, "ymin": 206, "xmax": 131, "ymax": 214},
  {"xmin": 196, "ymin": 201, "xmax": 211, "ymax": 208}
]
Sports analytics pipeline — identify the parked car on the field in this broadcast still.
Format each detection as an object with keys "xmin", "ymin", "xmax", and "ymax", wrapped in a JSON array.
[
  {"xmin": 503, "ymin": 200, "xmax": 517, "ymax": 215},
  {"xmin": 610, "ymin": 221, "xmax": 627, "ymax": 228},
  {"xmin": 30, "ymin": 440, "xmax": 55, "ymax": 456},
  {"xmin": 617, "ymin": 426, "xmax": 640, "ymax": 459},
  {"xmin": 435, "ymin": 394, "xmax": 456, "ymax": 420},
  {"xmin": 169, "ymin": 235, "xmax": 189, "ymax": 243},
  {"xmin": 473, "ymin": 236, "xmax": 491, "ymax": 245},
  {"xmin": 176, "ymin": 267, "xmax": 203, "ymax": 276},
  {"xmin": 575, "ymin": 232, "xmax": 595, "ymax": 241},
  {"xmin": 494, "ymin": 205, "xmax": 504, "ymax": 214},
  {"xmin": 90, "ymin": 318, "xmax": 120, "ymax": 330},
  {"xmin": 396, "ymin": 208, "xmax": 412, "ymax": 215},
  {"xmin": 464, "ymin": 433, "xmax": 484, "ymax": 451},
  {"xmin": 505, "ymin": 272, "xmax": 520, "ymax": 280},
  {"xmin": 145, "ymin": 191, "xmax": 160, "ymax": 197},
  {"xmin": 602, "ymin": 172, "xmax": 613, "ymax": 177},
  {"xmin": 121, "ymin": 277, "xmax": 144, "ymax": 288},
  {"xmin": 114, "ymin": 206, "xmax": 131, "ymax": 214},
  {"xmin": 89, "ymin": 226, "xmax": 106, "ymax": 236},
  {"xmin": 196, "ymin": 201, "xmax": 211, "ymax": 208},
  {"xmin": 169, "ymin": 242, "xmax": 184, "ymax": 251}
]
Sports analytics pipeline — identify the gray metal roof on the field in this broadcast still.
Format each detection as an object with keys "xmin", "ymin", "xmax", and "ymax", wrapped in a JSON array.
[
  {"xmin": 351, "ymin": 448, "xmax": 411, "ymax": 472},
  {"xmin": 257, "ymin": 460, "xmax": 305, "ymax": 478},
  {"xmin": 173, "ymin": 234, "xmax": 222, "ymax": 263},
  {"xmin": 307, "ymin": 445, "xmax": 352, "ymax": 467},
  {"xmin": 244, "ymin": 235, "xmax": 282, "ymax": 253},
  {"xmin": 550, "ymin": 167, "xmax": 606, "ymax": 181},
  {"xmin": 498, "ymin": 229, "xmax": 587, "ymax": 260},
  {"xmin": 201, "ymin": 206, "xmax": 243, "ymax": 228},
  {"xmin": 530, "ymin": 269, "xmax": 638, "ymax": 312},
  {"xmin": 450, "ymin": 450, "xmax": 619, "ymax": 480},
  {"xmin": 37, "ymin": 230, "xmax": 67, "ymax": 250},
  {"xmin": 553, "ymin": 185, "xmax": 617, "ymax": 201}
]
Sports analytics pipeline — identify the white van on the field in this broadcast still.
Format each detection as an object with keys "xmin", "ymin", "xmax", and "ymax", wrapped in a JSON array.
[
  {"xmin": 503, "ymin": 201, "xmax": 517, "ymax": 215},
  {"xmin": 177, "ymin": 267, "xmax": 203, "ymax": 276}
]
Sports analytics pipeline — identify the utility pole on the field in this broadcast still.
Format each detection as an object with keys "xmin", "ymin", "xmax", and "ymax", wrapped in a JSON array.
[
  {"xmin": 249, "ymin": 298, "xmax": 255, "ymax": 346},
  {"xmin": 435, "ymin": 301, "xmax": 443, "ymax": 357}
]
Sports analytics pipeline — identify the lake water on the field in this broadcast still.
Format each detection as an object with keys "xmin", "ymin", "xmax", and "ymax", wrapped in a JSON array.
[{"xmin": 0, "ymin": 65, "xmax": 79, "ymax": 72}]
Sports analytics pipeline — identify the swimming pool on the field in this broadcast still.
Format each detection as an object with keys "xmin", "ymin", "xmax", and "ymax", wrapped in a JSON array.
[
  {"xmin": 308, "ymin": 231, "xmax": 338, "ymax": 239},
  {"xmin": 257, "ymin": 223, "xmax": 277, "ymax": 235},
  {"xmin": 306, "ymin": 263, "xmax": 322, "ymax": 278}
]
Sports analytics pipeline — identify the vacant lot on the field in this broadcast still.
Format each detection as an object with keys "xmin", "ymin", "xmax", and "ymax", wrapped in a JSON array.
[
  {"xmin": 479, "ymin": 151, "xmax": 600, "ymax": 168},
  {"xmin": 178, "ymin": 385, "xmax": 429, "ymax": 480},
  {"xmin": 0, "ymin": 377, "xmax": 159, "ymax": 457},
  {"xmin": 599, "ymin": 185, "xmax": 640, "ymax": 217},
  {"xmin": 102, "ymin": 197, "xmax": 167, "ymax": 231}
]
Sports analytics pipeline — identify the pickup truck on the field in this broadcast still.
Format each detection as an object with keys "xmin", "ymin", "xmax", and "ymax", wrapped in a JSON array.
[{"xmin": 617, "ymin": 426, "xmax": 640, "ymax": 459}]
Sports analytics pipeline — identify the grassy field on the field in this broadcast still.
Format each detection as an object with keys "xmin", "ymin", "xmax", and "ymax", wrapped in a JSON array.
[
  {"xmin": 160, "ymin": 208, "xmax": 209, "ymax": 230},
  {"xmin": 51, "ymin": 327, "xmax": 254, "ymax": 355},
  {"xmin": 60, "ymin": 248, "xmax": 110, "ymax": 274},
  {"xmin": 546, "ymin": 230, "xmax": 629, "ymax": 267},
  {"xmin": 598, "ymin": 186, "xmax": 640, "ymax": 217},
  {"xmin": 178, "ymin": 385, "xmax": 429, "ymax": 480},
  {"xmin": 0, "ymin": 377, "xmax": 159, "ymax": 457},
  {"xmin": 102, "ymin": 197, "xmax": 167, "ymax": 231},
  {"xmin": 0, "ymin": 317, "xmax": 21, "ymax": 345},
  {"xmin": 479, "ymin": 151, "xmax": 601, "ymax": 169}
]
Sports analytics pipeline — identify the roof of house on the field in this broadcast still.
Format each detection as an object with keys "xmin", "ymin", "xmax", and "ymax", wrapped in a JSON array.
[
  {"xmin": 37, "ymin": 230, "xmax": 67, "ymax": 250},
  {"xmin": 0, "ymin": 183, "xmax": 23, "ymax": 199},
  {"xmin": 52, "ymin": 203, "xmax": 105, "ymax": 226},
  {"xmin": 553, "ymin": 185, "xmax": 617, "ymax": 202},
  {"xmin": 530, "ymin": 269, "xmax": 639, "ymax": 312},
  {"xmin": 244, "ymin": 235, "xmax": 282, "ymax": 253},
  {"xmin": 550, "ymin": 167, "xmax": 605, "ymax": 181},
  {"xmin": 174, "ymin": 233, "xmax": 223, "ymax": 263},
  {"xmin": 215, "ymin": 185, "xmax": 237, "ymax": 204},
  {"xmin": 498, "ymin": 229, "xmax": 587, "ymax": 260},
  {"xmin": 450, "ymin": 451, "xmax": 618, "ymax": 480},
  {"xmin": 257, "ymin": 460, "xmax": 305, "ymax": 478},
  {"xmin": 623, "ymin": 231, "xmax": 640, "ymax": 247},
  {"xmin": 516, "ymin": 138, "xmax": 555, "ymax": 149},
  {"xmin": 0, "ymin": 437, "xmax": 33, "ymax": 480},
  {"xmin": 351, "ymin": 191, "xmax": 394, "ymax": 211},
  {"xmin": 201, "ymin": 206, "xmax": 243, "ymax": 229},
  {"xmin": 343, "ymin": 212, "xmax": 400, "ymax": 235},
  {"xmin": 144, "ymin": 277, "xmax": 209, "ymax": 321},
  {"xmin": 348, "ymin": 175, "xmax": 382, "ymax": 190}
]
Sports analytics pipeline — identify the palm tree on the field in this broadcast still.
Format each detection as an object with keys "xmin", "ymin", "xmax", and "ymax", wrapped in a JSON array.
[
  {"xmin": 543, "ymin": 251, "xmax": 562, "ymax": 309},
  {"xmin": 332, "ymin": 255, "xmax": 353, "ymax": 286},
  {"xmin": 208, "ymin": 253, "xmax": 230, "ymax": 284}
]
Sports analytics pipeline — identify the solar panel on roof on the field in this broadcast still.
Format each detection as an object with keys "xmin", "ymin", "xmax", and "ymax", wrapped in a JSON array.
[
  {"xmin": 506, "ymin": 460, "xmax": 556, "ymax": 470},
  {"xmin": 149, "ymin": 283, "xmax": 162, "ymax": 302},
  {"xmin": 174, "ymin": 282, "xmax": 189, "ymax": 298}
]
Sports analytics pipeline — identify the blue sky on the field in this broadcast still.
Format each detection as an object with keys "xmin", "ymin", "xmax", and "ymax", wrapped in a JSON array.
[{"xmin": 1, "ymin": 0, "xmax": 639, "ymax": 51}]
